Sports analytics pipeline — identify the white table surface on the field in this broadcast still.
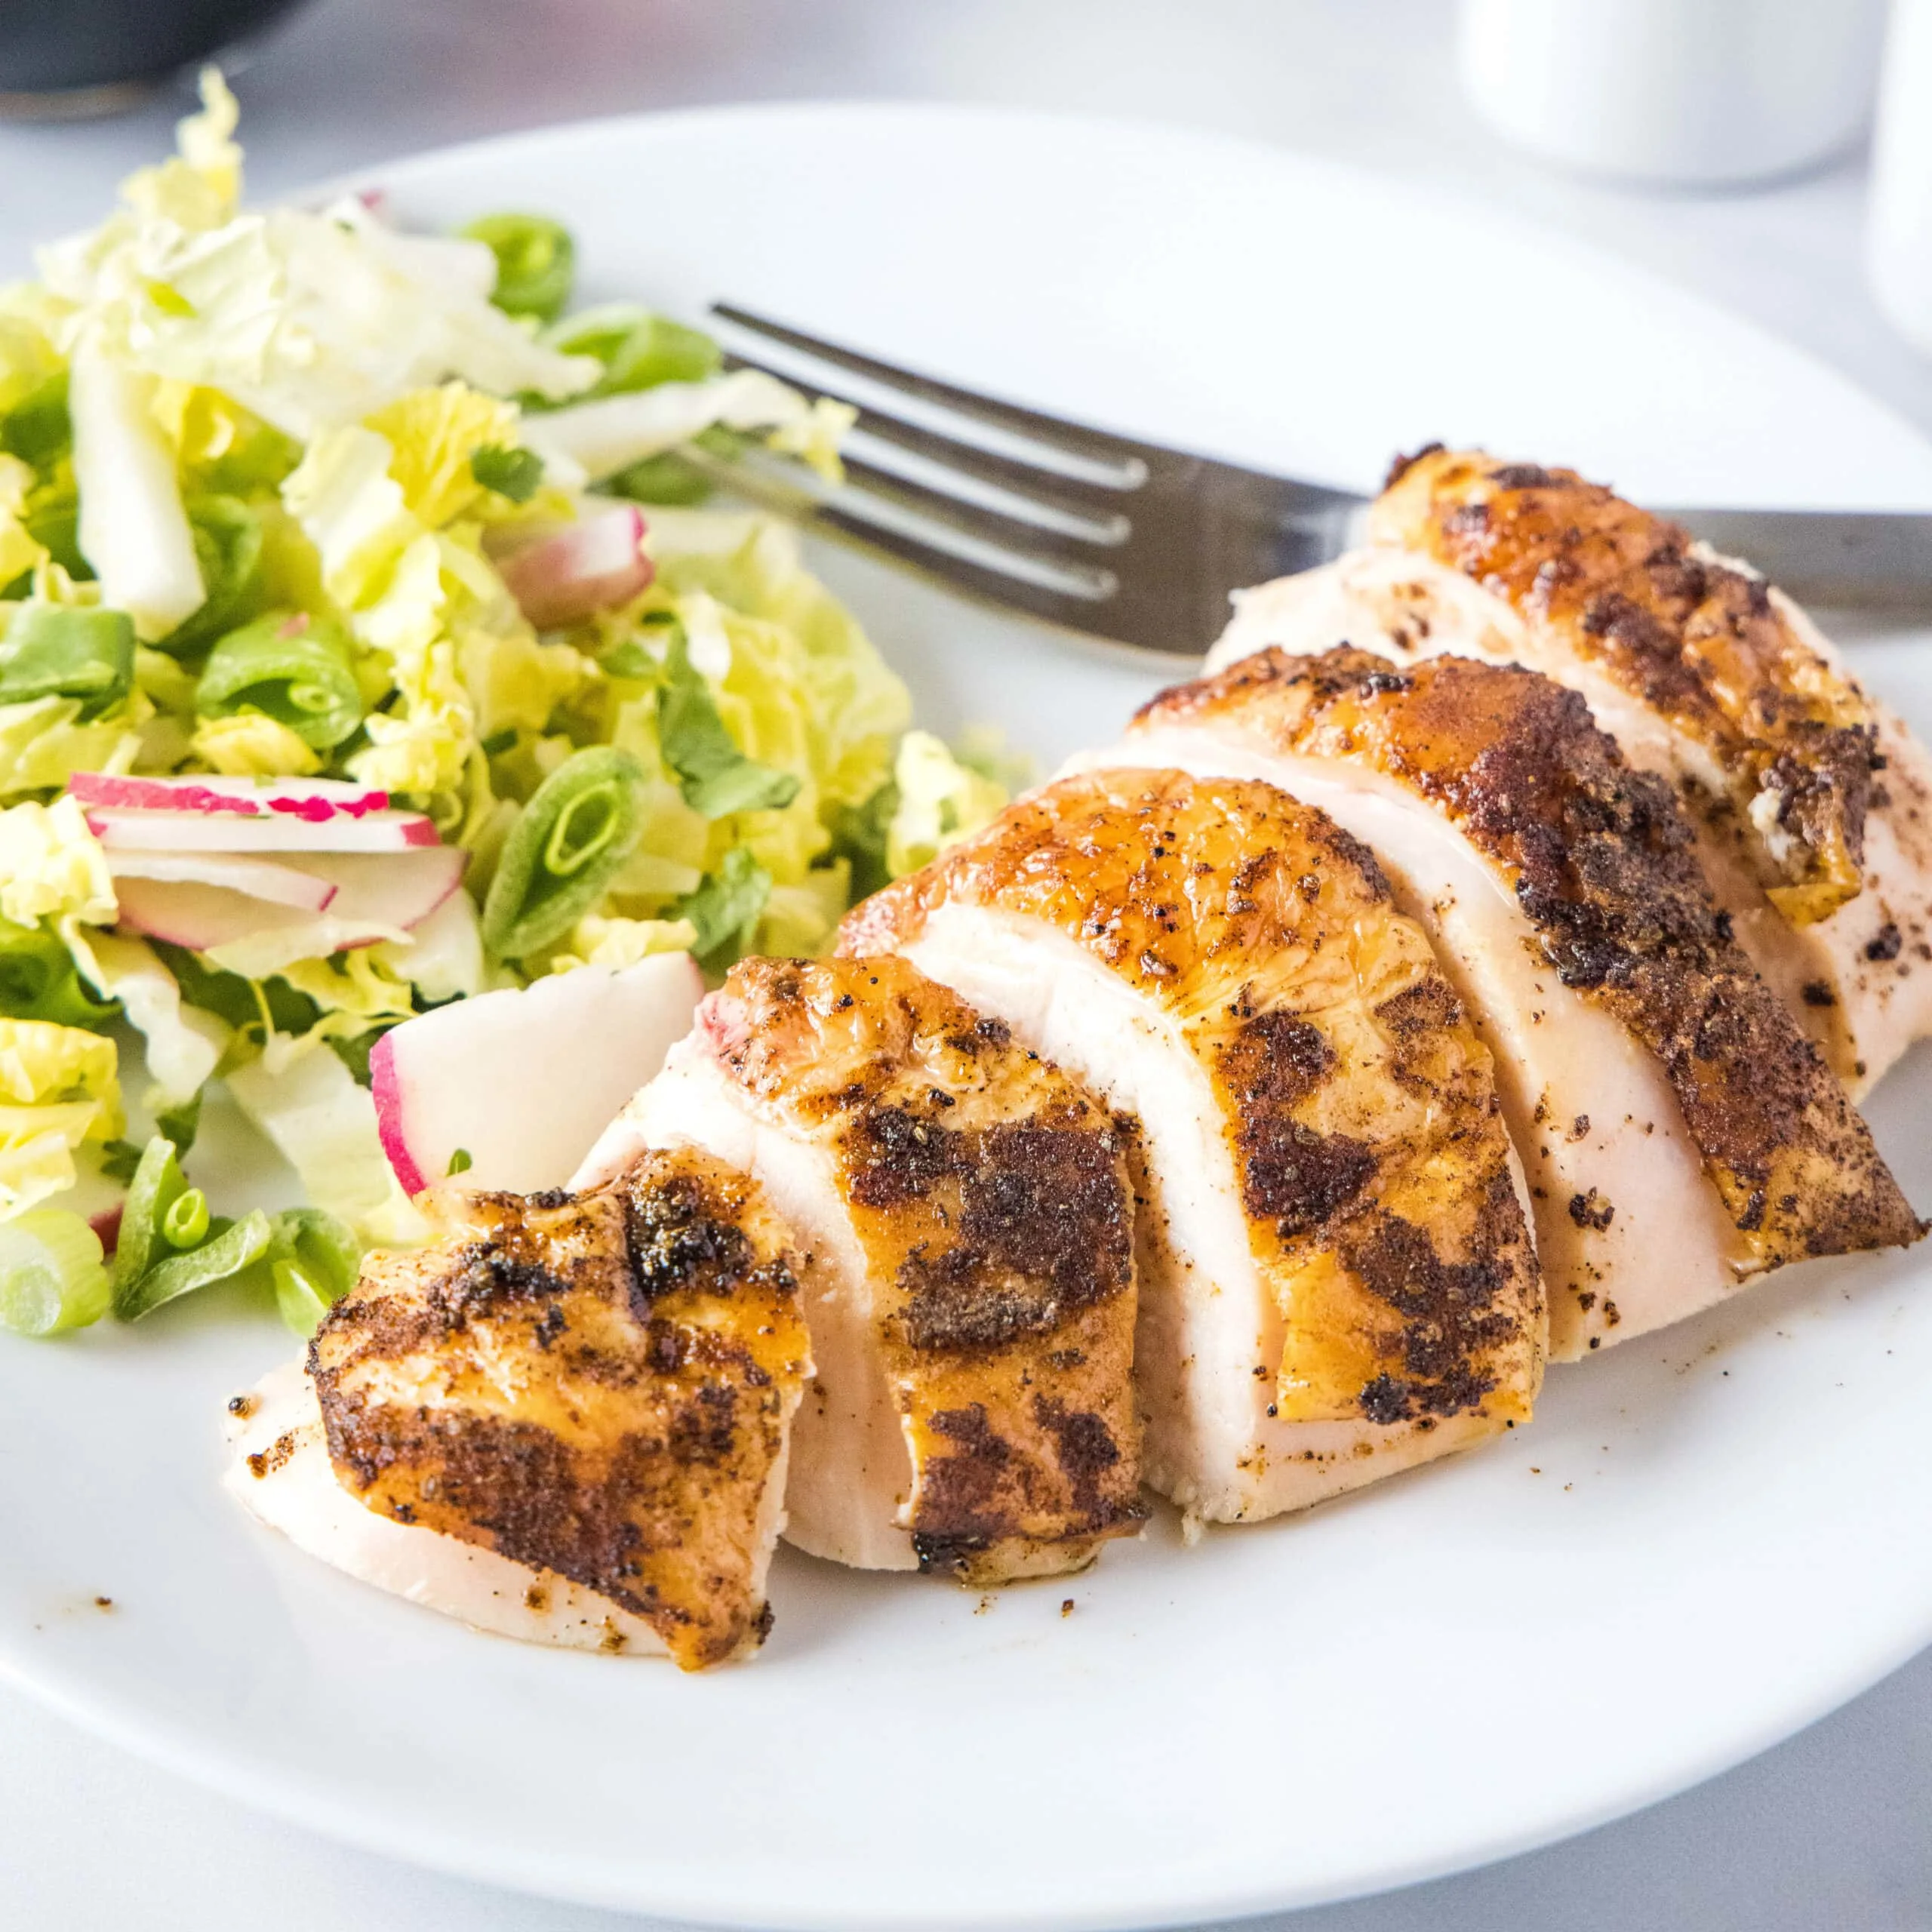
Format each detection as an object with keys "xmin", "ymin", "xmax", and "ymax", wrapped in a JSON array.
[{"xmin": 5, "ymin": 2, "xmax": 1932, "ymax": 1927}]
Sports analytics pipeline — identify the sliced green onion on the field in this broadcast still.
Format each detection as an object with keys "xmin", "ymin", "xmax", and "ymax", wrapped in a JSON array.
[
  {"xmin": 595, "ymin": 635, "xmax": 658, "ymax": 681},
  {"xmin": 156, "ymin": 497, "xmax": 266, "ymax": 657},
  {"xmin": 674, "ymin": 847, "xmax": 773, "ymax": 972},
  {"xmin": 481, "ymin": 746, "xmax": 646, "ymax": 960},
  {"xmin": 117, "ymin": 1209, "xmax": 272, "ymax": 1322},
  {"xmin": 1, "ymin": 373, "xmax": 71, "ymax": 470},
  {"xmin": 0, "ymin": 604, "xmax": 134, "ymax": 716},
  {"xmin": 469, "ymin": 444, "xmax": 545, "ymax": 503},
  {"xmin": 461, "ymin": 214, "xmax": 575, "ymax": 323},
  {"xmin": 21, "ymin": 492, "xmax": 88, "ymax": 582},
  {"xmin": 548, "ymin": 307, "xmax": 721, "ymax": 395},
  {"xmin": 263, "ymin": 1206, "xmax": 360, "ymax": 1337},
  {"xmin": 603, "ymin": 451, "xmax": 715, "ymax": 506},
  {"xmin": 197, "ymin": 417, "xmax": 302, "ymax": 497},
  {"xmin": 0, "ymin": 918, "xmax": 120, "ymax": 1031},
  {"xmin": 161, "ymin": 1187, "xmax": 210, "ymax": 1251},
  {"xmin": 272, "ymin": 1260, "xmax": 331, "ymax": 1337},
  {"xmin": 446, "ymin": 1147, "xmax": 472, "ymax": 1176},
  {"xmin": 110, "ymin": 1135, "xmax": 189, "ymax": 1311},
  {"xmin": 0, "ymin": 1209, "xmax": 109, "ymax": 1337},
  {"xmin": 195, "ymin": 611, "xmax": 362, "ymax": 749},
  {"xmin": 656, "ymin": 635, "xmax": 801, "ymax": 820}
]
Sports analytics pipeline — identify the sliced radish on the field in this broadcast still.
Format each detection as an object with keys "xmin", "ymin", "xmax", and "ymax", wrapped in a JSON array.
[
  {"xmin": 371, "ymin": 954, "xmax": 702, "ymax": 1195},
  {"xmin": 114, "ymin": 849, "xmax": 464, "ymax": 961},
  {"xmin": 90, "ymin": 1204, "xmax": 123, "ymax": 1256},
  {"xmin": 114, "ymin": 877, "xmax": 334, "ymax": 954},
  {"xmin": 69, "ymin": 772, "xmax": 392, "ymax": 820},
  {"xmin": 275, "ymin": 848, "xmax": 466, "ymax": 932},
  {"xmin": 105, "ymin": 850, "xmax": 338, "ymax": 912},
  {"xmin": 88, "ymin": 807, "xmax": 442, "ymax": 854},
  {"xmin": 497, "ymin": 505, "xmax": 652, "ymax": 629}
]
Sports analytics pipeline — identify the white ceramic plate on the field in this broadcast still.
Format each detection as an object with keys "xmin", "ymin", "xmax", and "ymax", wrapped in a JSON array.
[{"xmin": 5, "ymin": 104, "xmax": 1932, "ymax": 1932}]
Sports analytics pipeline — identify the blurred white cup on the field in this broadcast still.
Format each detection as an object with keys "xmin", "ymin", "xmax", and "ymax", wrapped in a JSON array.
[
  {"xmin": 1459, "ymin": 0, "xmax": 1888, "ymax": 187},
  {"xmin": 1870, "ymin": 0, "xmax": 1932, "ymax": 355}
]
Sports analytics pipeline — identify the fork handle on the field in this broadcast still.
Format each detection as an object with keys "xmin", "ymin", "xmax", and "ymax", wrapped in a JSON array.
[{"xmin": 1657, "ymin": 509, "xmax": 1932, "ymax": 612}]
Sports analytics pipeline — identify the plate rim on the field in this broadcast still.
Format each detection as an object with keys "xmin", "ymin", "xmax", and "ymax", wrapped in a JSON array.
[{"xmin": 8, "ymin": 94, "xmax": 1932, "ymax": 1930}]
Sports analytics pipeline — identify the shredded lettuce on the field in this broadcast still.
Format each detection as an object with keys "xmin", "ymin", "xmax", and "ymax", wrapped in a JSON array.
[
  {"xmin": 885, "ymin": 730, "xmax": 1008, "ymax": 877},
  {"xmin": 0, "ymin": 694, "xmax": 139, "ymax": 796},
  {"xmin": 67, "ymin": 337, "xmax": 205, "ymax": 640},
  {"xmin": 546, "ymin": 912, "xmax": 696, "ymax": 974},
  {"xmin": 226, "ymin": 1032, "xmax": 423, "ymax": 1245},
  {"xmin": 523, "ymin": 369, "xmax": 852, "ymax": 485},
  {"xmin": 0, "ymin": 795, "xmax": 115, "ymax": 930},
  {"xmin": 0, "ymin": 1017, "xmax": 121, "ymax": 1220},
  {"xmin": 0, "ymin": 75, "xmax": 1007, "ymax": 1311},
  {"xmin": 66, "ymin": 929, "xmax": 228, "ymax": 1106}
]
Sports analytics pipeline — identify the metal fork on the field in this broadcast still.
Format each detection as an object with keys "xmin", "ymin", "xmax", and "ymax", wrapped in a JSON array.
[{"xmin": 710, "ymin": 301, "xmax": 1932, "ymax": 652}]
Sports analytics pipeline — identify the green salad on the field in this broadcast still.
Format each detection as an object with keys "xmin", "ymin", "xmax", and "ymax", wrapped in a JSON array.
[{"xmin": 0, "ymin": 72, "xmax": 1009, "ymax": 1341}]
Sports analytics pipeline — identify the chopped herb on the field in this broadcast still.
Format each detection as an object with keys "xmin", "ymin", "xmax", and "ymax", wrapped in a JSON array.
[
  {"xmin": 673, "ymin": 847, "xmax": 772, "ymax": 971},
  {"xmin": 657, "ymin": 635, "xmax": 800, "ymax": 819},
  {"xmin": 469, "ymin": 443, "xmax": 545, "ymax": 503}
]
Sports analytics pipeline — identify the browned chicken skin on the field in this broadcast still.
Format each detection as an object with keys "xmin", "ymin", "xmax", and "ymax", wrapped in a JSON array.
[
  {"xmin": 844, "ymin": 768, "xmax": 1545, "ymax": 1521},
  {"xmin": 311, "ymin": 1150, "xmax": 811, "ymax": 1670},
  {"xmin": 1374, "ymin": 447, "xmax": 1879, "ymax": 925},
  {"xmin": 580, "ymin": 955, "xmax": 1146, "ymax": 1582},
  {"xmin": 1124, "ymin": 648, "xmax": 1922, "ymax": 1280}
]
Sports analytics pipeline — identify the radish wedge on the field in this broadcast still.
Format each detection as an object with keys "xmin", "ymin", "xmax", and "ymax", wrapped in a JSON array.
[
  {"xmin": 105, "ymin": 850, "xmax": 338, "ymax": 912},
  {"xmin": 371, "ymin": 954, "xmax": 702, "ymax": 1195},
  {"xmin": 498, "ymin": 505, "xmax": 651, "ymax": 629},
  {"xmin": 69, "ymin": 772, "xmax": 392, "ymax": 819},
  {"xmin": 88, "ymin": 808, "xmax": 441, "ymax": 854}
]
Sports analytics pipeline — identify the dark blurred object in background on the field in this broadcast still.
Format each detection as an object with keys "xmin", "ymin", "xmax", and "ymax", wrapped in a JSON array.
[{"xmin": 0, "ymin": 0, "xmax": 306, "ymax": 118}]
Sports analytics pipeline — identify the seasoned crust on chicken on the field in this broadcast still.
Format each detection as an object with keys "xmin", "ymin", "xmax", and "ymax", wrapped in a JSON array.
[
  {"xmin": 1372, "ymin": 447, "xmax": 1879, "ymax": 925},
  {"xmin": 1207, "ymin": 478, "xmax": 1932, "ymax": 1098},
  {"xmin": 844, "ymin": 769, "xmax": 1544, "ymax": 1520},
  {"xmin": 1128, "ymin": 648, "xmax": 1923, "ymax": 1278},
  {"xmin": 310, "ymin": 1150, "xmax": 811, "ymax": 1671},
  {"xmin": 580, "ymin": 955, "xmax": 1144, "ymax": 1583}
]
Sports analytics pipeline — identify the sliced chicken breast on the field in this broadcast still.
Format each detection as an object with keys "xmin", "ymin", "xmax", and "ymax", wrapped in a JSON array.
[
  {"xmin": 225, "ymin": 1359, "xmax": 666, "ymax": 1656},
  {"xmin": 1208, "ymin": 448, "xmax": 1932, "ymax": 1096},
  {"xmin": 1082, "ymin": 647, "xmax": 1921, "ymax": 1358},
  {"xmin": 291, "ymin": 1152, "xmax": 811, "ymax": 1670},
  {"xmin": 841, "ymin": 768, "xmax": 1545, "ymax": 1524},
  {"xmin": 578, "ymin": 955, "xmax": 1144, "ymax": 1584}
]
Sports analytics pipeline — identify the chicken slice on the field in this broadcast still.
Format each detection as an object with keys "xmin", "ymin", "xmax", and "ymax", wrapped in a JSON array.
[
  {"xmin": 1208, "ymin": 448, "xmax": 1932, "ymax": 1095},
  {"xmin": 1084, "ymin": 647, "xmax": 1921, "ymax": 1357},
  {"xmin": 224, "ymin": 1359, "xmax": 666, "ymax": 1656},
  {"xmin": 577, "ymin": 955, "xmax": 1144, "ymax": 1583},
  {"xmin": 277, "ymin": 1151, "xmax": 811, "ymax": 1670},
  {"xmin": 841, "ymin": 768, "xmax": 1545, "ymax": 1524}
]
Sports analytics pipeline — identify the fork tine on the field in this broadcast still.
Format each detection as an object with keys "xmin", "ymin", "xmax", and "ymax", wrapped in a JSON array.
[
  {"xmin": 724, "ymin": 350, "xmax": 1142, "ymax": 519},
  {"xmin": 722, "ymin": 348, "xmax": 1143, "ymax": 509},
  {"xmin": 838, "ymin": 454, "xmax": 1128, "ymax": 556},
  {"xmin": 712, "ymin": 302, "xmax": 1159, "ymax": 475},
  {"xmin": 811, "ymin": 503, "xmax": 1117, "ymax": 634}
]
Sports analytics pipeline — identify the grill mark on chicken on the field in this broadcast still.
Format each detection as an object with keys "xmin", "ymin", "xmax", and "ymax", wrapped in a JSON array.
[
  {"xmin": 680, "ymin": 955, "xmax": 1143, "ymax": 1581},
  {"xmin": 846, "ymin": 768, "xmax": 1545, "ymax": 1437},
  {"xmin": 1135, "ymin": 647, "xmax": 1922, "ymax": 1267},
  {"xmin": 1374, "ymin": 447, "xmax": 1878, "ymax": 923},
  {"xmin": 310, "ymin": 1153, "xmax": 810, "ymax": 1670}
]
